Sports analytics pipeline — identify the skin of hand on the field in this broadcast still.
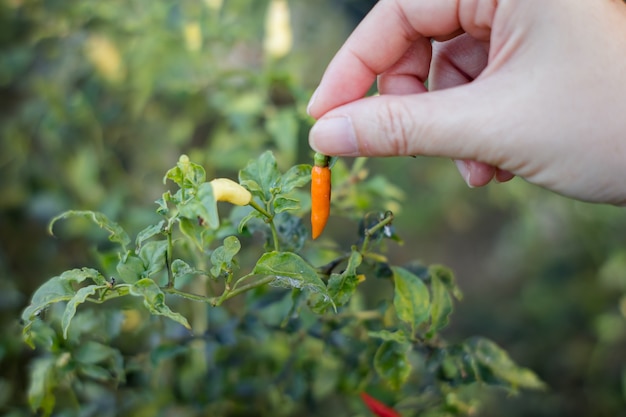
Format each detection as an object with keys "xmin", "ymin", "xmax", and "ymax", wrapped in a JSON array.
[{"xmin": 307, "ymin": 0, "xmax": 626, "ymax": 205}]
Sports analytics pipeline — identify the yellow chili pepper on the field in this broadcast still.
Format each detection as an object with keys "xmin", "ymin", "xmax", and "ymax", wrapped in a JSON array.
[{"xmin": 210, "ymin": 178, "xmax": 252, "ymax": 206}]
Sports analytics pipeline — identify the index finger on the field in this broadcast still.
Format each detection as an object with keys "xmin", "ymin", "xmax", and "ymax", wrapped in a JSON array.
[{"xmin": 307, "ymin": 0, "xmax": 493, "ymax": 118}]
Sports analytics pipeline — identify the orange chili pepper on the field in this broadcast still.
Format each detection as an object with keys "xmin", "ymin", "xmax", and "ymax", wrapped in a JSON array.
[
  {"xmin": 360, "ymin": 392, "xmax": 400, "ymax": 417},
  {"xmin": 311, "ymin": 153, "xmax": 331, "ymax": 239}
]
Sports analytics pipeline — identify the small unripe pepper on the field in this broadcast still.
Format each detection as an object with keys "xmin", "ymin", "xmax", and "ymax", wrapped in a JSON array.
[
  {"xmin": 310, "ymin": 152, "xmax": 331, "ymax": 239},
  {"xmin": 210, "ymin": 178, "xmax": 252, "ymax": 206}
]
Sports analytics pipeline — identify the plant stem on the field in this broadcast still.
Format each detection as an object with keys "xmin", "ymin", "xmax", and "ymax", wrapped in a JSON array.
[
  {"xmin": 165, "ymin": 225, "xmax": 174, "ymax": 288},
  {"xmin": 249, "ymin": 199, "xmax": 272, "ymax": 219},
  {"xmin": 162, "ymin": 275, "xmax": 276, "ymax": 307},
  {"xmin": 360, "ymin": 211, "xmax": 394, "ymax": 253},
  {"xmin": 249, "ymin": 199, "xmax": 280, "ymax": 251}
]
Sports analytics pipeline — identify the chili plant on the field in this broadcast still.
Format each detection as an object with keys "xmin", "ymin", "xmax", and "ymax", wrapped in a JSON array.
[{"xmin": 22, "ymin": 152, "xmax": 545, "ymax": 417}]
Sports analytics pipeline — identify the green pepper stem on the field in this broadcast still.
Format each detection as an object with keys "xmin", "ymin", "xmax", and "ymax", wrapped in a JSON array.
[{"xmin": 313, "ymin": 152, "xmax": 330, "ymax": 167}]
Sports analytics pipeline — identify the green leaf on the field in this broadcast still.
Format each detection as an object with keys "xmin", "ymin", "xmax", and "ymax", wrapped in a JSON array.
[
  {"xmin": 48, "ymin": 210, "xmax": 131, "ymax": 251},
  {"xmin": 278, "ymin": 164, "xmax": 312, "ymax": 194},
  {"xmin": 429, "ymin": 264, "xmax": 463, "ymax": 300},
  {"xmin": 135, "ymin": 220, "xmax": 165, "ymax": 248},
  {"xmin": 62, "ymin": 284, "xmax": 104, "ymax": 338},
  {"xmin": 392, "ymin": 266, "xmax": 430, "ymax": 331},
  {"xmin": 138, "ymin": 240, "xmax": 168, "ymax": 278},
  {"xmin": 178, "ymin": 182, "xmax": 219, "ymax": 229},
  {"xmin": 374, "ymin": 340, "xmax": 412, "ymax": 390},
  {"xmin": 327, "ymin": 249, "xmax": 362, "ymax": 307},
  {"xmin": 27, "ymin": 356, "xmax": 56, "ymax": 416},
  {"xmin": 171, "ymin": 259, "xmax": 205, "ymax": 280},
  {"xmin": 239, "ymin": 150, "xmax": 281, "ymax": 201},
  {"xmin": 274, "ymin": 196, "xmax": 300, "ymax": 213},
  {"xmin": 465, "ymin": 337, "xmax": 546, "ymax": 391},
  {"xmin": 116, "ymin": 253, "xmax": 145, "ymax": 284},
  {"xmin": 368, "ymin": 329, "xmax": 408, "ymax": 344},
  {"xmin": 163, "ymin": 155, "xmax": 206, "ymax": 189},
  {"xmin": 253, "ymin": 251, "xmax": 329, "ymax": 300},
  {"xmin": 129, "ymin": 278, "xmax": 191, "ymax": 330},
  {"xmin": 210, "ymin": 236, "xmax": 241, "ymax": 278},
  {"xmin": 74, "ymin": 341, "xmax": 125, "ymax": 384},
  {"xmin": 22, "ymin": 268, "xmax": 105, "ymax": 347},
  {"xmin": 428, "ymin": 272, "xmax": 454, "ymax": 337}
]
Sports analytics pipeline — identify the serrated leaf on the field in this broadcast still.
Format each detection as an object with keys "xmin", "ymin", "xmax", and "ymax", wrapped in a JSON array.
[
  {"xmin": 392, "ymin": 266, "xmax": 430, "ymax": 331},
  {"xmin": 428, "ymin": 272, "xmax": 453, "ymax": 337},
  {"xmin": 62, "ymin": 285, "xmax": 103, "ymax": 338},
  {"xmin": 239, "ymin": 151, "xmax": 281, "ymax": 202},
  {"xmin": 48, "ymin": 210, "xmax": 130, "ymax": 251},
  {"xmin": 253, "ymin": 251, "xmax": 329, "ymax": 299},
  {"xmin": 135, "ymin": 220, "xmax": 165, "ymax": 248},
  {"xmin": 374, "ymin": 340, "xmax": 412, "ymax": 390},
  {"xmin": 279, "ymin": 164, "xmax": 312, "ymax": 194},
  {"xmin": 210, "ymin": 236, "xmax": 241, "ymax": 278},
  {"xmin": 129, "ymin": 278, "xmax": 191, "ymax": 330}
]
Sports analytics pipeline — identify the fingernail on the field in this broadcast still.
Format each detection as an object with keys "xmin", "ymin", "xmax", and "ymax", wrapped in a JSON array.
[
  {"xmin": 306, "ymin": 87, "xmax": 319, "ymax": 116},
  {"xmin": 309, "ymin": 116, "xmax": 358, "ymax": 156},
  {"xmin": 454, "ymin": 159, "xmax": 474, "ymax": 188}
]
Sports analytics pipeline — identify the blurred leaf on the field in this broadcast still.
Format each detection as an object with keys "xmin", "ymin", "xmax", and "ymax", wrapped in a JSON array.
[
  {"xmin": 428, "ymin": 272, "xmax": 454, "ymax": 337},
  {"xmin": 129, "ymin": 278, "xmax": 191, "ymax": 331},
  {"xmin": 74, "ymin": 341, "xmax": 124, "ymax": 384},
  {"xmin": 49, "ymin": 210, "xmax": 131, "ymax": 251},
  {"xmin": 239, "ymin": 151, "xmax": 281, "ymax": 202},
  {"xmin": 465, "ymin": 337, "xmax": 547, "ymax": 391},
  {"xmin": 254, "ymin": 251, "xmax": 329, "ymax": 301},
  {"xmin": 27, "ymin": 356, "xmax": 56, "ymax": 417},
  {"xmin": 368, "ymin": 329, "xmax": 408, "ymax": 344},
  {"xmin": 266, "ymin": 109, "xmax": 298, "ymax": 165},
  {"xmin": 392, "ymin": 266, "xmax": 430, "ymax": 332},
  {"xmin": 374, "ymin": 340, "xmax": 412, "ymax": 391},
  {"xmin": 210, "ymin": 236, "xmax": 241, "ymax": 278},
  {"xmin": 429, "ymin": 264, "xmax": 463, "ymax": 300}
]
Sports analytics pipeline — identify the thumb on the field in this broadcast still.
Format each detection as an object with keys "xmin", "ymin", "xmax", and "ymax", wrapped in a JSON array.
[{"xmin": 308, "ymin": 81, "xmax": 509, "ymax": 163}]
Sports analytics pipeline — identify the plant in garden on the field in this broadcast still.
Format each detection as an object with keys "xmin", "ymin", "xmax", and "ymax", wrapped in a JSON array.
[{"xmin": 21, "ymin": 152, "xmax": 546, "ymax": 417}]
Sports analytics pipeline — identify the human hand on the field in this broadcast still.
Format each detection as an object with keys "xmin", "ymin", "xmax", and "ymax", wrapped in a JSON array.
[{"xmin": 307, "ymin": 0, "xmax": 626, "ymax": 205}]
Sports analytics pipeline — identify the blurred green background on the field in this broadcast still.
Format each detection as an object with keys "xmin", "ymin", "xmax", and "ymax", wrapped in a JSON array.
[{"xmin": 1, "ymin": 0, "xmax": 625, "ymax": 416}]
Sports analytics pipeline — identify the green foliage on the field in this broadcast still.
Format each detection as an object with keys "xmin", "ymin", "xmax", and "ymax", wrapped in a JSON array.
[
  {"xmin": 21, "ymin": 153, "xmax": 545, "ymax": 417},
  {"xmin": 3, "ymin": 1, "xmax": 625, "ymax": 417}
]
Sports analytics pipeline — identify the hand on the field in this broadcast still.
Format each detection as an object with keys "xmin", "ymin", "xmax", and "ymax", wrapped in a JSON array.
[{"xmin": 307, "ymin": 0, "xmax": 626, "ymax": 205}]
